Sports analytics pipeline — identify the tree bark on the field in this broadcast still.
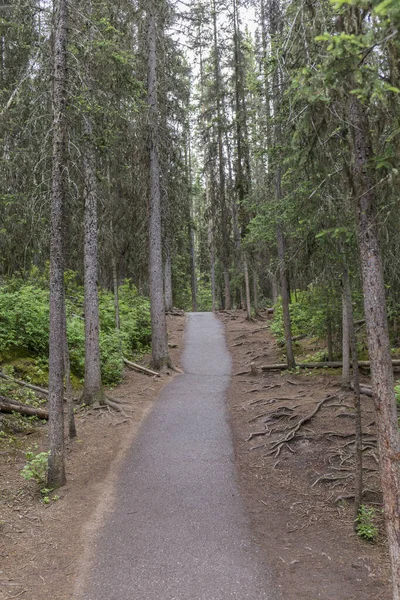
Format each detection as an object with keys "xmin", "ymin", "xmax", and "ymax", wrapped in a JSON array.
[
  {"xmin": 210, "ymin": 243, "xmax": 216, "ymax": 312},
  {"xmin": 0, "ymin": 398, "xmax": 49, "ymax": 420},
  {"xmin": 277, "ymin": 221, "xmax": 295, "ymax": 368},
  {"xmin": 164, "ymin": 252, "xmax": 173, "ymax": 312},
  {"xmin": 327, "ymin": 317, "xmax": 333, "ymax": 362},
  {"xmin": 189, "ymin": 223, "xmax": 197, "ymax": 312},
  {"xmin": 349, "ymin": 92, "xmax": 400, "ymax": 598},
  {"xmin": 252, "ymin": 266, "xmax": 259, "ymax": 316},
  {"xmin": 112, "ymin": 252, "xmax": 121, "ymax": 330},
  {"xmin": 243, "ymin": 253, "xmax": 252, "ymax": 321},
  {"xmin": 212, "ymin": 0, "xmax": 231, "ymax": 309},
  {"xmin": 147, "ymin": 2, "xmax": 171, "ymax": 370},
  {"xmin": 47, "ymin": 0, "xmax": 67, "ymax": 488},
  {"xmin": 80, "ymin": 118, "xmax": 104, "ymax": 407},
  {"xmin": 342, "ymin": 263, "xmax": 363, "ymax": 520},
  {"xmin": 62, "ymin": 298, "xmax": 76, "ymax": 439},
  {"xmin": 342, "ymin": 292, "xmax": 351, "ymax": 389}
]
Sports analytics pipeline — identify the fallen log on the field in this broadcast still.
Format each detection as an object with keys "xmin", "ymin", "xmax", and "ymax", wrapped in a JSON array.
[
  {"xmin": 260, "ymin": 359, "xmax": 400, "ymax": 371},
  {"xmin": 123, "ymin": 358, "xmax": 159, "ymax": 377},
  {"xmin": 0, "ymin": 372, "xmax": 49, "ymax": 396},
  {"xmin": 0, "ymin": 396, "xmax": 48, "ymax": 419}
]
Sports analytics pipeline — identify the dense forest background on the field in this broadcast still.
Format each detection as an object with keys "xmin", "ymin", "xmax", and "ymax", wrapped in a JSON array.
[{"xmin": 1, "ymin": 0, "xmax": 400, "ymax": 596}]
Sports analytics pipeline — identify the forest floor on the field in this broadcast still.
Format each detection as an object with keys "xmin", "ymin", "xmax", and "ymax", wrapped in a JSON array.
[
  {"xmin": 0, "ymin": 314, "xmax": 185, "ymax": 600},
  {"xmin": 0, "ymin": 309, "xmax": 393, "ymax": 600},
  {"xmin": 220, "ymin": 309, "xmax": 392, "ymax": 600}
]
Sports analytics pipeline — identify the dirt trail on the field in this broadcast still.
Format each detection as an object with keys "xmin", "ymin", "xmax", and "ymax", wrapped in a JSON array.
[
  {"xmin": 222, "ymin": 309, "xmax": 391, "ymax": 600},
  {"xmin": 75, "ymin": 312, "xmax": 274, "ymax": 600}
]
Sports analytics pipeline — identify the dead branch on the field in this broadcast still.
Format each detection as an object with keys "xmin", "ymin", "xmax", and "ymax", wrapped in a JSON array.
[
  {"xmin": 0, "ymin": 372, "xmax": 49, "ymax": 396},
  {"xmin": 123, "ymin": 358, "xmax": 159, "ymax": 377},
  {"xmin": 0, "ymin": 396, "xmax": 48, "ymax": 420}
]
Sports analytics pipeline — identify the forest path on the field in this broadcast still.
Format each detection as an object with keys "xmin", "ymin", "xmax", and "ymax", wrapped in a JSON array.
[{"xmin": 75, "ymin": 312, "xmax": 272, "ymax": 600}]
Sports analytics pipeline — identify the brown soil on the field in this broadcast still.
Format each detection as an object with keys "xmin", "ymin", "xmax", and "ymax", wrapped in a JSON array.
[
  {"xmin": 220, "ymin": 309, "xmax": 391, "ymax": 600},
  {"xmin": 0, "ymin": 314, "xmax": 185, "ymax": 600}
]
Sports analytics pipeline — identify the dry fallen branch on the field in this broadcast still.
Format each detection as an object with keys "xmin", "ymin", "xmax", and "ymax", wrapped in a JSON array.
[
  {"xmin": 0, "ymin": 396, "xmax": 48, "ymax": 420},
  {"xmin": 123, "ymin": 358, "xmax": 159, "ymax": 377},
  {"xmin": 0, "ymin": 372, "xmax": 49, "ymax": 396}
]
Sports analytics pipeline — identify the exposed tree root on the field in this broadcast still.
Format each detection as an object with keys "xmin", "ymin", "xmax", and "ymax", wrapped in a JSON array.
[
  {"xmin": 312, "ymin": 473, "xmax": 352, "ymax": 487},
  {"xmin": 104, "ymin": 397, "xmax": 129, "ymax": 417},
  {"xmin": 265, "ymin": 394, "xmax": 337, "ymax": 456}
]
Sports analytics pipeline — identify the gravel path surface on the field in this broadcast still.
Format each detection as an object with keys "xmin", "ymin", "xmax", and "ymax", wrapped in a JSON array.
[{"xmin": 76, "ymin": 312, "xmax": 272, "ymax": 600}]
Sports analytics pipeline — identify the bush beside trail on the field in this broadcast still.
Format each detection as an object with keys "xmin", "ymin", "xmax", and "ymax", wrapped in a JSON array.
[{"xmin": 0, "ymin": 272, "xmax": 151, "ymax": 386}]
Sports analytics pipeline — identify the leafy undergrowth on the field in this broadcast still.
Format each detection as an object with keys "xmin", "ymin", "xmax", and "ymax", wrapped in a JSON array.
[{"xmin": 0, "ymin": 269, "xmax": 151, "ymax": 386}]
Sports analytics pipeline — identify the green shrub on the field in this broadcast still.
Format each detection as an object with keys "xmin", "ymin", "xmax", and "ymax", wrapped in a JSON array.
[
  {"xmin": 21, "ymin": 450, "xmax": 49, "ymax": 484},
  {"xmin": 0, "ymin": 274, "xmax": 151, "ymax": 386},
  {"xmin": 271, "ymin": 287, "xmax": 343, "ymax": 344},
  {"xmin": 0, "ymin": 284, "xmax": 50, "ymax": 355}
]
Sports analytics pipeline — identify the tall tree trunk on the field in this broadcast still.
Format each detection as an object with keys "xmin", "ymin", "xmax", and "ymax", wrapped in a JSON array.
[
  {"xmin": 189, "ymin": 223, "xmax": 197, "ymax": 312},
  {"xmin": 147, "ymin": 2, "xmax": 170, "ymax": 370},
  {"xmin": 252, "ymin": 266, "xmax": 259, "ymax": 316},
  {"xmin": 80, "ymin": 119, "xmax": 104, "ymax": 407},
  {"xmin": 271, "ymin": 272, "xmax": 279, "ymax": 304},
  {"xmin": 212, "ymin": 0, "xmax": 231, "ymax": 309},
  {"xmin": 63, "ymin": 302, "xmax": 76, "ymax": 439},
  {"xmin": 243, "ymin": 253, "xmax": 251, "ymax": 320},
  {"xmin": 349, "ymin": 92, "xmax": 400, "ymax": 599},
  {"xmin": 342, "ymin": 263, "xmax": 363, "ymax": 519},
  {"xmin": 233, "ymin": 0, "xmax": 252, "ymax": 320},
  {"xmin": 326, "ymin": 317, "xmax": 333, "ymax": 362},
  {"xmin": 342, "ymin": 292, "xmax": 351, "ymax": 389},
  {"xmin": 277, "ymin": 221, "xmax": 295, "ymax": 368},
  {"xmin": 47, "ymin": 0, "xmax": 67, "ymax": 488},
  {"xmin": 111, "ymin": 252, "xmax": 121, "ymax": 331},
  {"xmin": 164, "ymin": 252, "xmax": 173, "ymax": 312},
  {"xmin": 210, "ymin": 242, "xmax": 216, "ymax": 312},
  {"xmin": 187, "ymin": 134, "xmax": 197, "ymax": 313}
]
